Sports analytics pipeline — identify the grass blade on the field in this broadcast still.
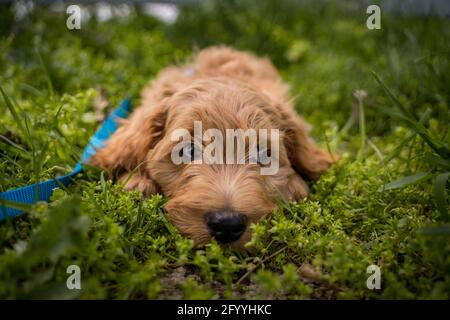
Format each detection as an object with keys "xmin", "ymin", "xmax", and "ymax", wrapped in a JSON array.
[
  {"xmin": 418, "ymin": 225, "xmax": 450, "ymax": 235},
  {"xmin": 379, "ymin": 171, "xmax": 432, "ymax": 192},
  {"xmin": 0, "ymin": 86, "xmax": 31, "ymax": 146},
  {"xmin": 36, "ymin": 48, "xmax": 55, "ymax": 99},
  {"xmin": 0, "ymin": 198, "xmax": 33, "ymax": 213},
  {"xmin": 371, "ymin": 71, "xmax": 415, "ymax": 119},
  {"xmin": 434, "ymin": 172, "xmax": 450, "ymax": 221},
  {"xmin": 383, "ymin": 134, "xmax": 416, "ymax": 165},
  {"xmin": 372, "ymin": 72, "xmax": 449, "ymax": 159},
  {"xmin": 424, "ymin": 153, "xmax": 450, "ymax": 171},
  {"xmin": 0, "ymin": 135, "xmax": 30, "ymax": 158}
]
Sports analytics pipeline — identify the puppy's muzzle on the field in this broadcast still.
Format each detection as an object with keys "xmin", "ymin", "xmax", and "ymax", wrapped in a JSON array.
[{"xmin": 205, "ymin": 211, "xmax": 248, "ymax": 243}]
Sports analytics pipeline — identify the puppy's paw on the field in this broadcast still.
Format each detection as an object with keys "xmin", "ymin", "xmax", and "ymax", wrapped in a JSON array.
[
  {"xmin": 302, "ymin": 148, "xmax": 337, "ymax": 180},
  {"xmin": 120, "ymin": 173, "xmax": 159, "ymax": 197},
  {"xmin": 284, "ymin": 173, "xmax": 309, "ymax": 202}
]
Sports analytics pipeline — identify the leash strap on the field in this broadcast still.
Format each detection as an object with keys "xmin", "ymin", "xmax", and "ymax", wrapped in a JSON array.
[{"xmin": 0, "ymin": 97, "xmax": 132, "ymax": 220}]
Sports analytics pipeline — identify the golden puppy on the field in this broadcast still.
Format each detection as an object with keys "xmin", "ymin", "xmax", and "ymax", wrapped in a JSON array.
[{"xmin": 91, "ymin": 46, "xmax": 335, "ymax": 248}]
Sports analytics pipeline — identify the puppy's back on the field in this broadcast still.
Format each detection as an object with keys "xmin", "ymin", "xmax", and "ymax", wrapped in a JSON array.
[{"xmin": 141, "ymin": 46, "xmax": 290, "ymax": 112}]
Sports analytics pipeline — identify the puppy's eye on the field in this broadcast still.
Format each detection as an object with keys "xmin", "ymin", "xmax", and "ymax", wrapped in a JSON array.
[
  {"xmin": 180, "ymin": 143, "xmax": 198, "ymax": 162},
  {"xmin": 257, "ymin": 147, "xmax": 271, "ymax": 166},
  {"xmin": 189, "ymin": 143, "xmax": 195, "ymax": 161}
]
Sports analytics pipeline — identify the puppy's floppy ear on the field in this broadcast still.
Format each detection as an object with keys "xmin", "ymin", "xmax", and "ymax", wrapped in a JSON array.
[
  {"xmin": 280, "ymin": 106, "xmax": 337, "ymax": 180},
  {"xmin": 90, "ymin": 102, "xmax": 168, "ymax": 178}
]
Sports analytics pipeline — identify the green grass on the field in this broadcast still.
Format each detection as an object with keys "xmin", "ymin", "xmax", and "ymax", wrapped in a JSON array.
[{"xmin": 0, "ymin": 0, "xmax": 449, "ymax": 299}]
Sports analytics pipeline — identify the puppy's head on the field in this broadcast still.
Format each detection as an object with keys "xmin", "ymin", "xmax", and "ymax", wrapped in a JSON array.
[
  {"xmin": 146, "ymin": 78, "xmax": 300, "ymax": 248},
  {"xmin": 92, "ymin": 76, "xmax": 334, "ymax": 249}
]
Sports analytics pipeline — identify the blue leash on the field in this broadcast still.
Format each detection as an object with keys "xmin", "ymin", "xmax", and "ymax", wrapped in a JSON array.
[{"xmin": 0, "ymin": 97, "xmax": 132, "ymax": 221}]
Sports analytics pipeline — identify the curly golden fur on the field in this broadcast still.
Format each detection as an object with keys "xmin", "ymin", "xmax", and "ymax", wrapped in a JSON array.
[{"xmin": 91, "ymin": 46, "xmax": 336, "ymax": 249}]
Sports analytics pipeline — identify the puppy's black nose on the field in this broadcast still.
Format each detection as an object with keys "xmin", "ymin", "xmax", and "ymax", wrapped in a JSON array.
[{"xmin": 205, "ymin": 211, "xmax": 247, "ymax": 243}]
